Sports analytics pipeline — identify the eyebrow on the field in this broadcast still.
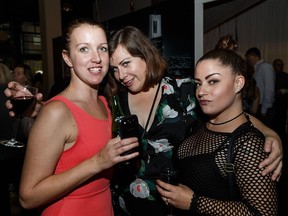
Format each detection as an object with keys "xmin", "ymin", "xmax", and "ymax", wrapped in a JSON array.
[
  {"xmin": 205, "ymin": 73, "xmax": 221, "ymax": 79},
  {"xmin": 76, "ymin": 42, "xmax": 108, "ymax": 47},
  {"xmin": 195, "ymin": 73, "xmax": 221, "ymax": 81},
  {"xmin": 76, "ymin": 43, "xmax": 88, "ymax": 47},
  {"xmin": 99, "ymin": 42, "xmax": 108, "ymax": 46},
  {"xmin": 118, "ymin": 57, "xmax": 131, "ymax": 66}
]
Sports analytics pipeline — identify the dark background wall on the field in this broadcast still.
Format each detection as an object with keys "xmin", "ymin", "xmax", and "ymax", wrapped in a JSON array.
[{"xmin": 104, "ymin": 0, "xmax": 194, "ymax": 78}]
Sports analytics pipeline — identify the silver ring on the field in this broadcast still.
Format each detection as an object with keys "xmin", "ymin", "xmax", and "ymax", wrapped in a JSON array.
[{"xmin": 165, "ymin": 198, "xmax": 169, "ymax": 205}]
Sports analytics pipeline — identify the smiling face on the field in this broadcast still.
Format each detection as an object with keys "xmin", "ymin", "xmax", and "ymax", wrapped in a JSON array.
[
  {"xmin": 62, "ymin": 24, "xmax": 109, "ymax": 87},
  {"xmin": 195, "ymin": 59, "xmax": 243, "ymax": 118},
  {"xmin": 110, "ymin": 45, "xmax": 147, "ymax": 93},
  {"xmin": 108, "ymin": 26, "xmax": 167, "ymax": 94}
]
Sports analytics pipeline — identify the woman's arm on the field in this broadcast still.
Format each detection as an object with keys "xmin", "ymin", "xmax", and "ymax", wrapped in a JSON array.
[
  {"xmin": 248, "ymin": 113, "xmax": 283, "ymax": 181},
  {"xmin": 19, "ymin": 101, "xmax": 139, "ymax": 209}
]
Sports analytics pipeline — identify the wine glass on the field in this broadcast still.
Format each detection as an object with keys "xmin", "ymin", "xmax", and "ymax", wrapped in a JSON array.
[
  {"xmin": 0, "ymin": 84, "xmax": 38, "ymax": 148},
  {"xmin": 159, "ymin": 167, "xmax": 179, "ymax": 216}
]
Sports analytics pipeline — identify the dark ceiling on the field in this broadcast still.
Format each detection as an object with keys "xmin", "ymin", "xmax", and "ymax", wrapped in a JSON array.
[
  {"xmin": 0, "ymin": 0, "xmax": 266, "ymax": 32},
  {"xmin": 0, "ymin": 0, "xmax": 94, "ymax": 25},
  {"xmin": 0, "ymin": 0, "xmax": 39, "ymax": 23}
]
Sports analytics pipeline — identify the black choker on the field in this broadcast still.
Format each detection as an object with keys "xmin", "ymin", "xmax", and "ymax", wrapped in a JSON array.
[{"xmin": 209, "ymin": 111, "xmax": 244, "ymax": 125}]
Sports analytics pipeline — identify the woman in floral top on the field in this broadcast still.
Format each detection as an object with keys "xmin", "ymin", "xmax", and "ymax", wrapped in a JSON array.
[
  {"xmin": 105, "ymin": 26, "xmax": 283, "ymax": 216},
  {"xmin": 116, "ymin": 76, "xmax": 197, "ymax": 198}
]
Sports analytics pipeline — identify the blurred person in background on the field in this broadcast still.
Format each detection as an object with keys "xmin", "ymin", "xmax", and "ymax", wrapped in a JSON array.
[
  {"xmin": 33, "ymin": 71, "xmax": 44, "ymax": 94},
  {"xmin": 0, "ymin": 62, "xmax": 13, "ymax": 139},
  {"xmin": 242, "ymin": 63, "xmax": 260, "ymax": 116},
  {"xmin": 273, "ymin": 58, "xmax": 288, "ymax": 145},
  {"xmin": 12, "ymin": 63, "xmax": 34, "ymax": 86},
  {"xmin": 245, "ymin": 47, "xmax": 275, "ymax": 128},
  {"xmin": 215, "ymin": 34, "xmax": 239, "ymax": 51}
]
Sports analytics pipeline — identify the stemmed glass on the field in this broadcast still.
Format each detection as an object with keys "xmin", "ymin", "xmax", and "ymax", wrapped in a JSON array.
[
  {"xmin": 159, "ymin": 167, "xmax": 178, "ymax": 216},
  {"xmin": 0, "ymin": 84, "xmax": 38, "ymax": 148}
]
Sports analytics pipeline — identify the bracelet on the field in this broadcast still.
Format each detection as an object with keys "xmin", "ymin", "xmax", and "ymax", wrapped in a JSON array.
[{"xmin": 189, "ymin": 193, "xmax": 199, "ymax": 212}]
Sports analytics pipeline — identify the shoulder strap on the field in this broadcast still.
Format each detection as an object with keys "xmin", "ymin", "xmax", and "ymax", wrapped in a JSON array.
[
  {"xmin": 227, "ymin": 120, "xmax": 252, "ymax": 200},
  {"xmin": 142, "ymin": 83, "xmax": 161, "ymax": 139}
]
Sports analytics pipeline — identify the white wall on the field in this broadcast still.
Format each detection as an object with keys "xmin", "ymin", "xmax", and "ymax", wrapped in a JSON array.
[{"xmin": 204, "ymin": 0, "xmax": 288, "ymax": 71}]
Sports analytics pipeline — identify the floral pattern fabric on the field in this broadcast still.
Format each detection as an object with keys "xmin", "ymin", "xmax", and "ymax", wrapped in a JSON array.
[{"xmin": 116, "ymin": 77, "xmax": 198, "ymax": 200}]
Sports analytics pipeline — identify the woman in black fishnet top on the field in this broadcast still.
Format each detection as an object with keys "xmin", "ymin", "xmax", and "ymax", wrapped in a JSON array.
[{"xmin": 156, "ymin": 49, "xmax": 278, "ymax": 215}]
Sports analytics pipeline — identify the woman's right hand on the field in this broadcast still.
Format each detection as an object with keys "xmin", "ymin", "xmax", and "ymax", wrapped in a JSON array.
[
  {"xmin": 4, "ymin": 81, "xmax": 44, "ymax": 117},
  {"xmin": 95, "ymin": 136, "xmax": 139, "ymax": 170}
]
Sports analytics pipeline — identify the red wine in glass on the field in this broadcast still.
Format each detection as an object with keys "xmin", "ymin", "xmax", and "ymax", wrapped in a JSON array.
[
  {"xmin": 11, "ymin": 96, "xmax": 36, "ymax": 117},
  {"xmin": 0, "ymin": 85, "xmax": 38, "ymax": 148}
]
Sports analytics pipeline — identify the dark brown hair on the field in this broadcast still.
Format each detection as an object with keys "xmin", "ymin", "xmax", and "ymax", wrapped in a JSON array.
[{"xmin": 197, "ymin": 49, "xmax": 245, "ymax": 76}]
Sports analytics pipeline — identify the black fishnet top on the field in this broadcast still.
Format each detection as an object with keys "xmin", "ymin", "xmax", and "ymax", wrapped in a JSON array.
[{"xmin": 176, "ymin": 121, "xmax": 278, "ymax": 216}]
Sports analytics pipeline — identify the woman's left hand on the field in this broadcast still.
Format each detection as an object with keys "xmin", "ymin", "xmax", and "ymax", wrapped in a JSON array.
[{"xmin": 156, "ymin": 179, "xmax": 193, "ymax": 210}]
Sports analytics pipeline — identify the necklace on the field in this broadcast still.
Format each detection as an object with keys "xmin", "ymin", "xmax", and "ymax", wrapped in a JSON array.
[{"xmin": 208, "ymin": 111, "xmax": 244, "ymax": 125}]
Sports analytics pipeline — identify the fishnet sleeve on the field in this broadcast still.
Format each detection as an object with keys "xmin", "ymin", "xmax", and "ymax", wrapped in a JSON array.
[{"xmin": 195, "ymin": 130, "xmax": 278, "ymax": 216}]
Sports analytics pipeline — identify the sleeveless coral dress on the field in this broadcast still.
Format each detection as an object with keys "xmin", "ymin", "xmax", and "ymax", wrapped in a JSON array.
[{"xmin": 42, "ymin": 96, "xmax": 114, "ymax": 216}]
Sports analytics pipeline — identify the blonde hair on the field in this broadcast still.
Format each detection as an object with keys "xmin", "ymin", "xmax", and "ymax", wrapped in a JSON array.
[{"xmin": 0, "ymin": 63, "xmax": 12, "ymax": 85}]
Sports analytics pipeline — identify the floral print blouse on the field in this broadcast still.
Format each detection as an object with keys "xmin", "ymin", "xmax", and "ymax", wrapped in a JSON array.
[{"xmin": 115, "ymin": 77, "xmax": 198, "ymax": 200}]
